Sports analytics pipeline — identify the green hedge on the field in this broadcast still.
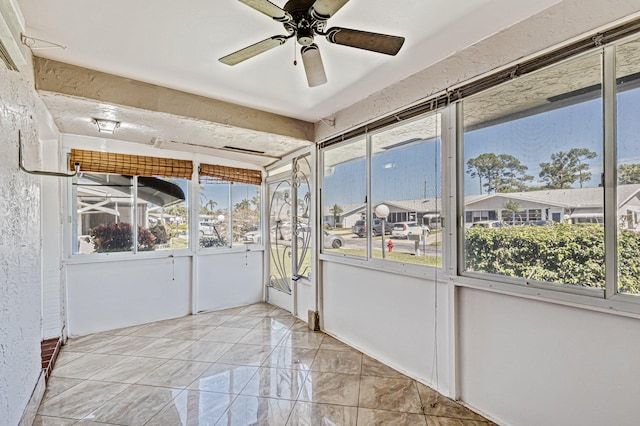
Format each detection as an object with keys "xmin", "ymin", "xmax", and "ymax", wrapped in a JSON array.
[{"xmin": 465, "ymin": 224, "xmax": 640, "ymax": 294}]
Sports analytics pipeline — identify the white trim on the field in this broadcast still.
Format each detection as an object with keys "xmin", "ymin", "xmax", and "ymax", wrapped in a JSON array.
[{"xmin": 18, "ymin": 371, "xmax": 45, "ymax": 426}]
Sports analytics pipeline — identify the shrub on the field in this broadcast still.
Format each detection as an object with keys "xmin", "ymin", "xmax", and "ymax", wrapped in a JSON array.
[
  {"xmin": 465, "ymin": 224, "xmax": 606, "ymax": 288},
  {"xmin": 88, "ymin": 222, "xmax": 156, "ymax": 252},
  {"xmin": 465, "ymin": 224, "xmax": 640, "ymax": 293},
  {"xmin": 199, "ymin": 236, "xmax": 226, "ymax": 248},
  {"xmin": 149, "ymin": 224, "xmax": 170, "ymax": 244}
]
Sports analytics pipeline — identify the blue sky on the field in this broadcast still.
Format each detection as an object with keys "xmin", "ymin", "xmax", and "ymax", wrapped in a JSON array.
[
  {"xmin": 464, "ymin": 97, "xmax": 603, "ymax": 195},
  {"xmin": 199, "ymin": 182, "xmax": 259, "ymax": 212},
  {"xmin": 324, "ymin": 86, "xmax": 640, "ymax": 204}
]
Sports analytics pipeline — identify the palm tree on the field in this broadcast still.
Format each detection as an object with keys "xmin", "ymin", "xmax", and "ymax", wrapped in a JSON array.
[{"xmin": 330, "ymin": 204, "xmax": 343, "ymax": 228}]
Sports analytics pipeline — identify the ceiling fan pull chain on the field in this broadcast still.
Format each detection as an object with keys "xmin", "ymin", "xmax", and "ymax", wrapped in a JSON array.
[{"xmin": 293, "ymin": 40, "xmax": 298, "ymax": 66}]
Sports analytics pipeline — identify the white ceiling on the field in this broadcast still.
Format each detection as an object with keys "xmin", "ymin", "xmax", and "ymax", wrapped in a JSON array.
[{"xmin": 16, "ymin": 0, "xmax": 560, "ymax": 165}]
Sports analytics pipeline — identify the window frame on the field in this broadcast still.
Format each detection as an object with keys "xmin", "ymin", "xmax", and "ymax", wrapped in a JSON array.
[
  {"xmin": 66, "ymin": 154, "xmax": 263, "ymax": 260},
  {"xmin": 457, "ymin": 49, "xmax": 608, "ymax": 296},
  {"xmin": 318, "ymin": 27, "xmax": 640, "ymax": 316},
  {"xmin": 319, "ymin": 110, "xmax": 446, "ymax": 276}
]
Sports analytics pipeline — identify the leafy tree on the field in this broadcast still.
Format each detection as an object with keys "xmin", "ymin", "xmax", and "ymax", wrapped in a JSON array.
[
  {"xmin": 233, "ymin": 198, "xmax": 259, "ymax": 241},
  {"xmin": 618, "ymin": 163, "xmax": 640, "ymax": 184},
  {"xmin": 234, "ymin": 199, "xmax": 251, "ymax": 210},
  {"xmin": 466, "ymin": 153, "xmax": 532, "ymax": 194},
  {"xmin": 539, "ymin": 148, "xmax": 597, "ymax": 189},
  {"xmin": 251, "ymin": 195, "xmax": 261, "ymax": 209},
  {"xmin": 330, "ymin": 204, "xmax": 343, "ymax": 227}
]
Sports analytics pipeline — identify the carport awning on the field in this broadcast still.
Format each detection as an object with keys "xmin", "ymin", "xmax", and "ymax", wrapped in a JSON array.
[{"xmin": 78, "ymin": 173, "xmax": 185, "ymax": 207}]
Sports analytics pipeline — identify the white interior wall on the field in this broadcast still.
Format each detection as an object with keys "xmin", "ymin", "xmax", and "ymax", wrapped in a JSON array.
[
  {"xmin": 196, "ymin": 250, "xmax": 263, "ymax": 313},
  {"xmin": 65, "ymin": 250, "xmax": 265, "ymax": 336},
  {"xmin": 459, "ymin": 288, "xmax": 640, "ymax": 426},
  {"xmin": 66, "ymin": 256, "xmax": 192, "ymax": 336},
  {"xmin": 322, "ymin": 262, "xmax": 451, "ymax": 394}
]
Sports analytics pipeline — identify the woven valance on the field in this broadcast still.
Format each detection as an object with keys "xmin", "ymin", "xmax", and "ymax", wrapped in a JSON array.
[
  {"xmin": 70, "ymin": 149, "xmax": 193, "ymax": 179},
  {"xmin": 199, "ymin": 164, "xmax": 262, "ymax": 185}
]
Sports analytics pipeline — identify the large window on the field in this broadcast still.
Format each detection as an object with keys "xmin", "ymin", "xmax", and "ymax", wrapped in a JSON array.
[
  {"xmin": 139, "ymin": 177, "xmax": 189, "ymax": 251},
  {"xmin": 71, "ymin": 152, "xmax": 262, "ymax": 255},
  {"xmin": 321, "ymin": 112, "xmax": 442, "ymax": 268},
  {"xmin": 72, "ymin": 150, "xmax": 192, "ymax": 255},
  {"xmin": 75, "ymin": 174, "xmax": 134, "ymax": 254},
  {"xmin": 322, "ymin": 138, "xmax": 366, "ymax": 258},
  {"xmin": 462, "ymin": 53, "xmax": 604, "ymax": 291},
  {"xmin": 198, "ymin": 163, "xmax": 262, "ymax": 249},
  {"xmin": 616, "ymin": 38, "xmax": 640, "ymax": 296},
  {"xmin": 198, "ymin": 181, "xmax": 231, "ymax": 248},
  {"xmin": 370, "ymin": 113, "xmax": 442, "ymax": 266},
  {"xmin": 74, "ymin": 175, "xmax": 190, "ymax": 254},
  {"xmin": 232, "ymin": 183, "xmax": 261, "ymax": 244}
]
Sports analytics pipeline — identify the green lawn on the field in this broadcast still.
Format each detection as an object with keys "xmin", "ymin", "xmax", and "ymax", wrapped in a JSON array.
[{"xmin": 326, "ymin": 248, "xmax": 442, "ymax": 267}]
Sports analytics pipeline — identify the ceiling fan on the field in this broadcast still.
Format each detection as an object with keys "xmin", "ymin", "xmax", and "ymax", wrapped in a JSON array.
[{"xmin": 219, "ymin": 0, "xmax": 405, "ymax": 87}]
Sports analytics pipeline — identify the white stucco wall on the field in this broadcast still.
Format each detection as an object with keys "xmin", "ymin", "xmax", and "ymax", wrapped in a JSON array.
[{"xmin": 0, "ymin": 26, "xmax": 53, "ymax": 426}]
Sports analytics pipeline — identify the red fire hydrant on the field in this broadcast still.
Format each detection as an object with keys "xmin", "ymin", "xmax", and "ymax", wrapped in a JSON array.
[{"xmin": 387, "ymin": 240, "xmax": 394, "ymax": 252}]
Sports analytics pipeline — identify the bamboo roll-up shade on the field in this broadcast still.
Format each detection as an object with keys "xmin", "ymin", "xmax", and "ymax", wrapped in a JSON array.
[
  {"xmin": 199, "ymin": 164, "xmax": 262, "ymax": 185},
  {"xmin": 70, "ymin": 149, "xmax": 193, "ymax": 179}
]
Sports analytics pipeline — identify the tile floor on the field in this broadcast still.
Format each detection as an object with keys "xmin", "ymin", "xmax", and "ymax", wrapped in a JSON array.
[{"xmin": 35, "ymin": 303, "xmax": 492, "ymax": 426}]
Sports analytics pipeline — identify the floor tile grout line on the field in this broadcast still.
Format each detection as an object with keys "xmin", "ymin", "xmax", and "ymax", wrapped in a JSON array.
[{"xmin": 47, "ymin": 303, "xmax": 487, "ymax": 425}]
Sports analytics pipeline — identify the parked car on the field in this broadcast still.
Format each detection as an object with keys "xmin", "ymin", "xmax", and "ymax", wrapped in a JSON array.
[
  {"xmin": 270, "ymin": 223, "xmax": 291, "ymax": 241},
  {"xmin": 524, "ymin": 220, "xmax": 553, "ymax": 226},
  {"xmin": 351, "ymin": 219, "xmax": 394, "ymax": 237},
  {"xmin": 243, "ymin": 229, "xmax": 261, "ymax": 244},
  {"xmin": 324, "ymin": 231, "xmax": 344, "ymax": 249},
  {"xmin": 199, "ymin": 221, "xmax": 217, "ymax": 235},
  {"xmin": 392, "ymin": 222, "xmax": 424, "ymax": 239},
  {"xmin": 470, "ymin": 220, "xmax": 503, "ymax": 228}
]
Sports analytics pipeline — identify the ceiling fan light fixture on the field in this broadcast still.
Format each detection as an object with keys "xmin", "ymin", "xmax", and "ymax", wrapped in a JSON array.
[
  {"xmin": 93, "ymin": 118, "xmax": 120, "ymax": 134},
  {"xmin": 301, "ymin": 44, "xmax": 327, "ymax": 87}
]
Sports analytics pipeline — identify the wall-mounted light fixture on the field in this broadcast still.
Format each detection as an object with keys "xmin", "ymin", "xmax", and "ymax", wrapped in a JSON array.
[{"xmin": 93, "ymin": 118, "xmax": 120, "ymax": 134}]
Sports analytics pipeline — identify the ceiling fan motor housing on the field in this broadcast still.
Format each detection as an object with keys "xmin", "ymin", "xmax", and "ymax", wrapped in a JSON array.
[{"xmin": 284, "ymin": 0, "xmax": 319, "ymax": 46}]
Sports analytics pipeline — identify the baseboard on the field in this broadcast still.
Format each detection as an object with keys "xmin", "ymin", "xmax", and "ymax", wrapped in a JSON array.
[{"xmin": 18, "ymin": 370, "xmax": 46, "ymax": 426}]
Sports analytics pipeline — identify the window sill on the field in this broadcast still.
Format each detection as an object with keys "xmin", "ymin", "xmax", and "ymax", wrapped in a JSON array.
[
  {"xmin": 319, "ymin": 252, "xmax": 443, "ymax": 280},
  {"xmin": 452, "ymin": 273, "xmax": 640, "ymax": 320},
  {"xmin": 65, "ymin": 245, "xmax": 264, "ymax": 264}
]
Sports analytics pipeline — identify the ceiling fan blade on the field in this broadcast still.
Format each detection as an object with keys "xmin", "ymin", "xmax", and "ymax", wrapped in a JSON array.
[
  {"xmin": 238, "ymin": 0, "xmax": 292, "ymax": 22},
  {"xmin": 326, "ymin": 27, "xmax": 405, "ymax": 56},
  {"xmin": 219, "ymin": 36, "xmax": 289, "ymax": 66},
  {"xmin": 301, "ymin": 44, "xmax": 327, "ymax": 87},
  {"xmin": 310, "ymin": 0, "xmax": 350, "ymax": 19}
]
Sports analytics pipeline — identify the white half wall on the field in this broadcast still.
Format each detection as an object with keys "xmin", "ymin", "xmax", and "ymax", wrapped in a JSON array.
[
  {"xmin": 197, "ymin": 250, "xmax": 263, "ymax": 312},
  {"xmin": 66, "ymin": 256, "xmax": 191, "ymax": 336},
  {"xmin": 459, "ymin": 288, "xmax": 640, "ymax": 426},
  {"xmin": 322, "ymin": 262, "xmax": 451, "ymax": 394}
]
